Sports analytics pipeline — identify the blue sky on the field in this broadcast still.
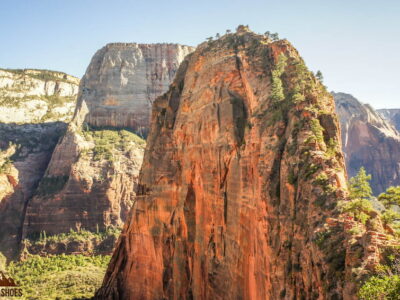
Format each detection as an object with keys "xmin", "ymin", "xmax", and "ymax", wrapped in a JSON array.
[{"xmin": 0, "ymin": 0, "xmax": 399, "ymax": 108}]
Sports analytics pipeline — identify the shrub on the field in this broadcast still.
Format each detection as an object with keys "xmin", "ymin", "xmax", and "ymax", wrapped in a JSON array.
[
  {"xmin": 309, "ymin": 119, "xmax": 324, "ymax": 144},
  {"xmin": 340, "ymin": 199, "xmax": 374, "ymax": 225},
  {"xmin": 359, "ymin": 275, "xmax": 400, "ymax": 300}
]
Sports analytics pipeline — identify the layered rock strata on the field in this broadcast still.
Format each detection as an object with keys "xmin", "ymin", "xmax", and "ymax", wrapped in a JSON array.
[
  {"xmin": 0, "ymin": 69, "xmax": 79, "ymax": 259},
  {"xmin": 0, "ymin": 122, "xmax": 67, "ymax": 258},
  {"xmin": 0, "ymin": 68, "xmax": 79, "ymax": 123}
]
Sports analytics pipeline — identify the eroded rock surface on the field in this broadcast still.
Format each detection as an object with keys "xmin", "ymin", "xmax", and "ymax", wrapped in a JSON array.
[
  {"xmin": 0, "ymin": 69, "xmax": 79, "ymax": 123},
  {"xmin": 23, "ymin": 43, "xmax": 193, "ymax": 241},
  {"xmin": 0, "ymin": 69, "xmax": 79, "ymax": 259},
  {"xmin": 96, "ymin": 28, "xmax": 384, "ymax": 300},
  {"xmin": 334, "ymin": 92, "xmax": 400, "ymax": 195},
  {"xmin": 0, "ymin": 123, "xmax": 67, "ymax": 258},
  {"xmin": 77, "ymin": 43, "xmax": 194, "ymax": 136}
]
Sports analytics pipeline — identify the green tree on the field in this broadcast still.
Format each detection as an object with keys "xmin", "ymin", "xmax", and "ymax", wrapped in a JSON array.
[
  {"xmin": 341, "ymin": 167, "xmax": 374, "ymax": 224},
  {"xmin": 378, "ymin": 186, "xmax": 400, "ymax": 208},
  {"xmin": 378, "ymin": 186, "xmax": 400, "ymax": 228},
  {"xmin": 349, "ymin": 167, "xmax": 372, "ymax": 200},
  {"xmin": 315, "ymin": 70, "xmax": 324, "ymax": 82},
  {"xmin": 270, "ymin": 33, "xmax": 279, "ymax": 41}
]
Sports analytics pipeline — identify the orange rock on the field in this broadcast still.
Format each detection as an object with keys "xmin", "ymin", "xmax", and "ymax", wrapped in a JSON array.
[{"xmin": 95, "ymin": 29, "xmax": 391, "ymax": 300}]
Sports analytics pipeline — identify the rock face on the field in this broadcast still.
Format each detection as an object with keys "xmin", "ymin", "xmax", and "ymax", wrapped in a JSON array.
[
  {"xmin": 0, "ymin": 69, "xmax": 79, "ymax": 259},
  {"xmin": 95, "ymin": 28, "xmax": 380, "ymax": 299},
  {"xmin": 378, "ymin": 108, "xmax": 400, "ymax": 132},
  {"xmin": 77, "ymin": 43, "xmax": 194, "ymax": 137},
  {"xmin": 0, "ymin": 69, "xmax": 79, "ymax": 123},
  {"xmin": 334, "ymin": 92, "xmax": 400, "ymax": 195},
  {"xmin": 23, "ymin": 43, "xmax": 193, "ymax": 240},
  {"xmin": 0, "ymin": 123, "xmax": 68, "ymax": 258}
]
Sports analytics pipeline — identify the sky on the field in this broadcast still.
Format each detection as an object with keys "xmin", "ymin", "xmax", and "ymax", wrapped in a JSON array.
[{"xmin": 0, "ymin": 0, "xmax": 399, "ymax": 109}]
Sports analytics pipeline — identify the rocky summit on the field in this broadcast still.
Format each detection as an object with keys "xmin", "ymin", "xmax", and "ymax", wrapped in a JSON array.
[
  {"xmin": 334, "ymin": 92, "xmax": 400, "ymax": 195},
  {"xmin": 22, "ymin": 43, "xmax": 194, "ymax": 245},
  {"xmin": 95, "ymin": 27, "xmax": 395, "ymax": 300}
]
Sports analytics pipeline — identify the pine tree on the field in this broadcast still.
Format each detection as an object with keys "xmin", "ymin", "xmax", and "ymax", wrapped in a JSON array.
[
  {"xmin": 315, "ymin": 70, "xmax": 324, "ymax": 82},
  {"xmin": 378, "ymin": 186, "xmax": 400, "ymax": 208},
  {"xmin": 348, "ymin": 167, "xmax": 372, "ymax": 200}
]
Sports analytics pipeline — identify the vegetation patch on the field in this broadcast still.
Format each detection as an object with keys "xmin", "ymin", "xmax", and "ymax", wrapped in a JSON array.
[
  {"xmin": 36, "ymin": 176, "xmax": 69, "ymax": 196},
  {"xmin": 7, "ymin": 254, "xmax": 110, "ymax": 300},
  {"xmin": 359, "ymin": 275, "xmax": 400, "ymax": 300},
  {"xmin": 81, "ymin": 125, "xmax": 145, "ymax": 162},
  {"xmin": 27, "ymin": 227, "xmax": 121, "ymax": 245}
]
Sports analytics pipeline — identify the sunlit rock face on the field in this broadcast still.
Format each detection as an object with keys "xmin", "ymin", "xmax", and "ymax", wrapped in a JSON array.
[
  {"xmin": 77, "ymin": 43, "xmax": 194, "ymax": 137},
  {"xmin": 334, "ymin": 92, "xmax": 400, "ymax": 195},
  {"xmin": 0, "ymin": 69, "xmax": 79, "ymax": 123},
  {"xmin": 95, "ymin": 28, "xmax": 387, "ymax": 300}
]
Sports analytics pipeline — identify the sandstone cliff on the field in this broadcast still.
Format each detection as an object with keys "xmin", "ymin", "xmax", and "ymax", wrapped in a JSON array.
[
  {"xmin": 0, "ymin": 69, "xmax": 79, "ymax": 259},
  {"xmin": 334, "ymin": 92, "xmax": 400, "ymax": 195},
  {"xmin": 95, "ymin": 27, "xmax": 395, "ymax": 300},
  {"xmin": 0, "ymin": 68, "xmax": 79, "ymax": 123},
  {"xmin": 76, "ymin": 43, "xmax": 194, "ymax": 137},
  {"xmin": 378, "ymin": 108, "xmax": 400, "ymax": 132},
  {"xmin": 23, "ymin": 43, "xmax": 194, "ymax": 242}
]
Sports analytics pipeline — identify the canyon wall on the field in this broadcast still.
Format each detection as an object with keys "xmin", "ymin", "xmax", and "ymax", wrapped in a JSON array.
[
  {"xmin": 334, "ymin": 92, "xmax": 400, "ymax": 195},
  {"xmin": 96, "ymin": 27, "xmax": 387, "ymax": 300},
  {"xmin": 76, "ymin": 43, "xmax": 194, "ymax": 137},
  {"xmin": 378, "ymin": 108, "xmax": 400, "ymax": 132},
  {"xmin": 23, "ymin": 43, "xmax": 194, "ymax": 240},
  {"xmin": 0, "ymin": 69, "xmax": 79, "ymax": 258}
]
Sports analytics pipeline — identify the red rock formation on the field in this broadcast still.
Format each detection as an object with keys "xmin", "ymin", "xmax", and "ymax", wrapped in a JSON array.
[{"xmin": 96, "ymin": 28, "xmax": 368, "ymax": 299}]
